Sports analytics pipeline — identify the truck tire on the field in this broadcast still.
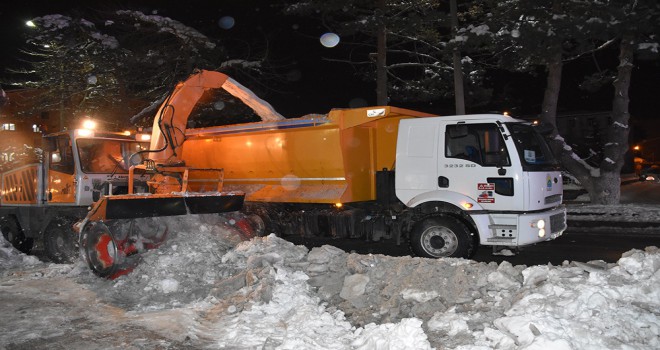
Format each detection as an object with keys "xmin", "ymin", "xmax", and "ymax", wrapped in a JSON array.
[
  {"xmin": 409, "ymin": 215, "xmax": 474, "ymax": 259},
  {"xmin": 80, "ymin": 221, "xmax": 139, "ymax": 278},
  {"xmin": 44, "ymin": 218, "xmax": 78, "ymax": 263},
  {"xmin": 0, "ymin": 216, "xmax": 33, "ymax": 253}
]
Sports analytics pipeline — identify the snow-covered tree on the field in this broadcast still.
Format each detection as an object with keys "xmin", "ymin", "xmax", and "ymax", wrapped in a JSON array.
[
  {"xmin": 463, "ymin": 0, "xmax": 659, "ymax": 204},
  {"xmin": 563, "ymin": 0, "xmax": 660, "ymax": 204},
  {"xmin": 6, "ymin": 9, "xmax": 268, "ymax": 130},
  {"xmin": 284, "ymin": 0, "xmax": 492, "ymax": 108}
]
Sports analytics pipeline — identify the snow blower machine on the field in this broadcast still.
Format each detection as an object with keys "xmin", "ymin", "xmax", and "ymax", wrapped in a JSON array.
[{"xmin": 77, "ymin": 70, "xmax": 284, "ymax": 278}]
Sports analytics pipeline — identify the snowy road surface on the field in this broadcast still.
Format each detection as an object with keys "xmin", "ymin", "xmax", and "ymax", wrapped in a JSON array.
[{"xmin": 1, "ymin": 214, "xmax": 659, "ymax": 349}]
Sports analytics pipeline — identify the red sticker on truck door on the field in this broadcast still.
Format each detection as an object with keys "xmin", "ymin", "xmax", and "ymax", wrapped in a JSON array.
[
  {"xmin": 477, "ymin": 183, "xmax": 495, "ymax": 191},
  {"xmin": 478, "ymin": 191, "xmax": 495, "ymax": 203}
]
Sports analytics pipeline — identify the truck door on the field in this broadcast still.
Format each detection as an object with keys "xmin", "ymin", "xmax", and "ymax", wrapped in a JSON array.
[
  {"xmin": 47, "ymin": 134, "xmax": 76, "ymax": 204},
  {"xmin": 441, "ymin": 122, "xmax": 522, "ymax": 211}
]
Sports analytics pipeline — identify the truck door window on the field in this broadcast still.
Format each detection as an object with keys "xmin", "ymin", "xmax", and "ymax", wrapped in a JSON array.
[
  {"xmin": 77, "ymin": 139, "xmax": 149, "ymax": 173},
  {"xmin": 506, "ymin": 123, "xmax": 558, "ymax": 171},
  {"xmin": 445, "ymin": 124, "xmax": 510, "ymax": 167},
  {"xmin": 50, "ymin": 135, "xmax": 74, "ymax": 174}
]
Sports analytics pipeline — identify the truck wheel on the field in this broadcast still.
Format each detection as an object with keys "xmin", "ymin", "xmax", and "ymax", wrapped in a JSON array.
[
  {"xmin": 409, "ymin": 215, "xmax": 474, "ymax": 259},
  {"xmin": 44, "ymin": 218, "xmax": 78, "ymax": 263},
  {"xmin": 0, "ymin": 216, "xmax": 33, "ymax": 253},
  {"xmin": 80, "ymin": 221, "xmax": 118, "ymax": 278},
  {"xmin": 80, "ymin": 221, "xmax": 138, "ymax": 278}
]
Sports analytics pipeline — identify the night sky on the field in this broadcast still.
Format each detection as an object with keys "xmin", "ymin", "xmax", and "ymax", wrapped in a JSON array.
[{"xmin": 1, "ymin": 1, "xmax": 658, "ymax": 130}]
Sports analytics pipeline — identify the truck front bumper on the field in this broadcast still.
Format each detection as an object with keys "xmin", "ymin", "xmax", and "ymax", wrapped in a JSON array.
[{"xmin": 472, "ymin": 205, "xmax": 567, "ymax": 247}]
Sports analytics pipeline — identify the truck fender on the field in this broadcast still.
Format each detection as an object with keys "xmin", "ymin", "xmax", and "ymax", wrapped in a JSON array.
[
  {"xmin": 405, "ymin": 190, "xmax": 484, "ymax": 212},
  {"xmin": 405, "ymin": 190, "xmax": 491, "ymax": 244}
]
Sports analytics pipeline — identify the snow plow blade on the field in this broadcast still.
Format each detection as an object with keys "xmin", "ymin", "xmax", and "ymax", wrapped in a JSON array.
[{"xmin": 85, "ymin": 192, "xmax": 245, "ymax": 221}]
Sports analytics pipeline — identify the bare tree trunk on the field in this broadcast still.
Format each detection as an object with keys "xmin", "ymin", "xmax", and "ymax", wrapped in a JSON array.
[
  {"xmin": 540, "ymin": 48, "xmax": 597, "ymax": 199},
  {"xmin": 540, "ymin": 51, "xmax": 562, "ymax": 130},
  {"xmin": 541, "ymin": 49, "xmax": 589, "ymax": 181},
  {"xmin": 376, "ymin": 0, "xmax": 387, "ymax": 106},
  {"xmin": 450, "ymin": 0, "xmax": 465, "ymax": 114},
  {"xmin": 589, "ymin": 35, "xmax": 634, "ymax": 204}
]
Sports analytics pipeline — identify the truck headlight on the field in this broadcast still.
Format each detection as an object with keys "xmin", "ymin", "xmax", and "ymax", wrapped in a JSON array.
[
  {"xmin": 531, "ymin": 219, "xmax": 545, "ymax": 229},
  {"xmin": 531, "ymin": 219, "xmax": 546, "ymax": 238}
]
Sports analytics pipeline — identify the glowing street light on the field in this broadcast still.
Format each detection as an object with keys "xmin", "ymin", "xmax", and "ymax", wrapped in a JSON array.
[
  {"xmin": 25, "ymin": 20, "xmax": 36, "ymax": 28},
  {"xmin": 82, "ymin": 119, "xmax": 97, "ymax": 130}
]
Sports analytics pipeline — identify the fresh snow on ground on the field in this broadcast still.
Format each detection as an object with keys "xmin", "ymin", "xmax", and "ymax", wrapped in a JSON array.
[{"xmin": 1, "ymin": 212, "xmax": 659, "ymax": 349}]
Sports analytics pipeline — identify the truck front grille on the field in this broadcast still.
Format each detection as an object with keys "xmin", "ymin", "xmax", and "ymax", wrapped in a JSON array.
[
  {"xmin": 550, "ymin": 212, "xmax": 566, "ymax": 233},
  {"xmin": 544, "ymin": 194, "xmax": 562, "ymax": 205}
]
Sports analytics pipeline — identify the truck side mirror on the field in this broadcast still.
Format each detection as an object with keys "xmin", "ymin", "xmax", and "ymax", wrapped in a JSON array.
[
  {"xmin": 92, "ymin": 190, "xmax": 101, "ymax": 202},
  {"xmin": 42, "ymin": 137, "xmax": 57, "ymax": 152},
  {"xmin": 496, "ymin": 148, "xmax": 508, "ymax": 175},
  {"xmin": 448, "ymin": 124, "xmax": 468, "ymax": 138}
]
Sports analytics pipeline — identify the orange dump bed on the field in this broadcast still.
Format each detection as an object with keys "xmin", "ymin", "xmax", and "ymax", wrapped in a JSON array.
[{"xmin": 181, "ymin": 106, "xmax": 435, "ymax": 204}]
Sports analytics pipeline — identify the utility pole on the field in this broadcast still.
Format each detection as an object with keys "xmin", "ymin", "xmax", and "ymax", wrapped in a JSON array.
[{"xmin": 450, "ymin": 0, "xmax": 465, "ymax": 114}]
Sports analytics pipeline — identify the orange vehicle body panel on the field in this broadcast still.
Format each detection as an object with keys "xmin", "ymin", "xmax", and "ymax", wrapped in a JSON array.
[
  {"xmin": 181, "ymin": 106, "xmax": 435, "ymax": 204},
  {"xmin": 1, "ymin": 164, "xmax": 40, "ymax": 205}
]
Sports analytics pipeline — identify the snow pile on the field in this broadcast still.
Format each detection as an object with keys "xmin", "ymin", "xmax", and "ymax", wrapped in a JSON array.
[
  {"xmin": 0, "ymin": 234, "xmax": 42, "ymax": 270},
  {"xmin": 0, "ymin": 215, "xmax": 658, "ymax": 349},
  {"xmin": 568, "ymin": 203, "xmax": 660, "ymax": 223},
  {"xmin": 306, "ymin": 246, "xmax": 659, "ymax": 349},
  {"xmin": 90, "ymin": 214, "xmax": 247, "ymax": 310}
]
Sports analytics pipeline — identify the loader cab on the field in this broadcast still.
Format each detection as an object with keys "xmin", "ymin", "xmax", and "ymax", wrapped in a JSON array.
[
  {"xmin": 44, "ymin": 132, "xmax": 77, "ymax": 205},
  {"xmin": 44, "ymin": 130, "xmax": 150, "ymax": 206},
  {"xmin": 74, "ymin": 132, "xmax": 150, "ymax": 204}
]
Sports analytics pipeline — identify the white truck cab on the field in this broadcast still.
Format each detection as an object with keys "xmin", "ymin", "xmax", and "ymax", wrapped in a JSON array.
[{"xmin": 396, "ymin": 114, "xmax": 566, "ymax": 257}]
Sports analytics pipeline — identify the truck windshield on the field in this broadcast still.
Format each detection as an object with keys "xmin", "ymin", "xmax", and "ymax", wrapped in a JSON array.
[
  {"xmin": 506, "ymin": 123, "xmax": 559, "ymax": 171},
  {"xmin": 77, "ymin": 139, "xmax": 149, "ymax": 174}
]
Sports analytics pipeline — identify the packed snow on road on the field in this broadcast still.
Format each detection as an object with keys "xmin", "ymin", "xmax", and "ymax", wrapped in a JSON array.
[{"xmin": 1, "ymin": 214, "xmax": 658, "ymax": 349}]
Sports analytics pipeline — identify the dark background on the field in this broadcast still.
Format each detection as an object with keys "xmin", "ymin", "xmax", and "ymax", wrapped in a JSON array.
[{"xmin": 1, "ymin": 0, "xmax": 658, "ymax": 130}]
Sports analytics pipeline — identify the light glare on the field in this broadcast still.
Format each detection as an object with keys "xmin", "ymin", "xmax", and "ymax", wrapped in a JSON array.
[
  {"xmin": 82, "ymin": 119, "xmax": 97, "ymax": 130},
  {"xmin": 320, "ymin": 33, "xmax": 340, "ymax": 48}
]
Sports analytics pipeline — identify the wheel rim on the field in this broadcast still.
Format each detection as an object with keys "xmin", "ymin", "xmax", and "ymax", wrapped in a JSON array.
[
  {"xmin": 83, "ymin": 224, "xmax": 118, "ymax": 276},
  {"xmin": 94, "ymin": 233, "xmax": 116, "ymax": 268},
  {"xmin": 420, "ymin": 226, "xmax": 459, "ymax": 257}
]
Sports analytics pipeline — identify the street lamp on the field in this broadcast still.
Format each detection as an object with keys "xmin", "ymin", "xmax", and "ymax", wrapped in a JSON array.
[{"xmin": 82, "ymin": 119, "xmax": 97, "ymax": 130}]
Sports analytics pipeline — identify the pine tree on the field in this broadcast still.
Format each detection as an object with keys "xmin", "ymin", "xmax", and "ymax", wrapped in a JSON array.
[{"xmin": 6, "ymin": 9, "xmax": 268, "ymax": 130}]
